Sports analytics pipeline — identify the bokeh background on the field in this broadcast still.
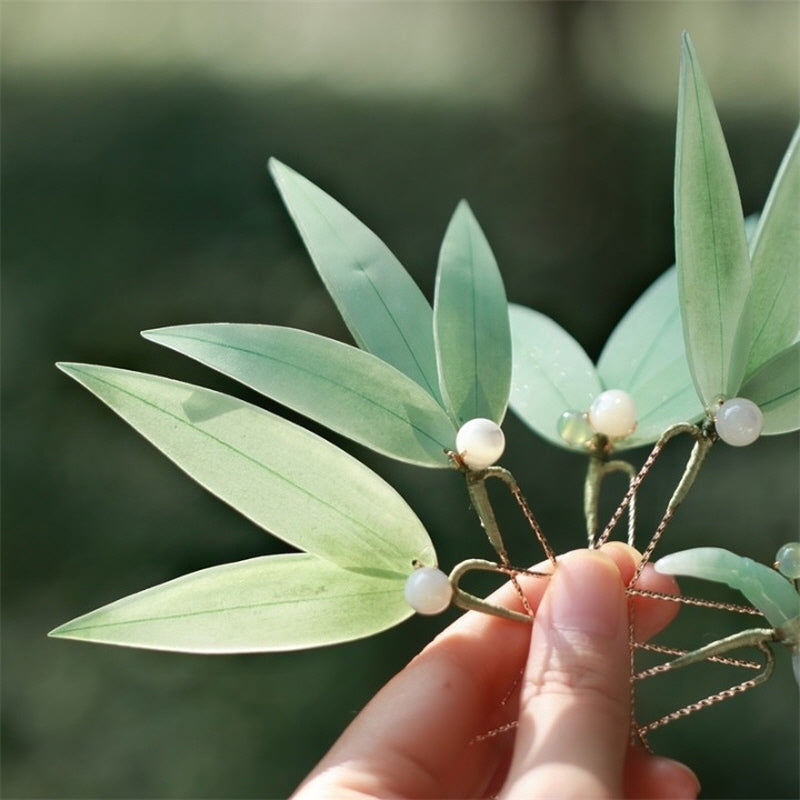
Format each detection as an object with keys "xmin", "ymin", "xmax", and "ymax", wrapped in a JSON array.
[{"xmin": 2, "ymin": 1, "xmax": 798, "ymax": 797}]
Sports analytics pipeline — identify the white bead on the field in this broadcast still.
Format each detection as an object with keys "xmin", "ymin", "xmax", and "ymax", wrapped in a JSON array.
[
  {"xmin": 588, "ymin": 390, "xmax": 637, "ymax": 439},
  {"xmin": 557, "ymin": 410, "xmax": 593, "ymax": 447},
  {"xmin": 404, "ymin": 567, "xmax": 452, "ymax": 615},
  {"xmin": 456, "ymin": 418, "xmax": 505, "ymax": 471},
  {"xmin": 715, "ymin": 397, "xmax": 763, "ymax": 446},
  {"xmin": 775, "ymin": 542, "xmax": 800, "ymax": 580}
]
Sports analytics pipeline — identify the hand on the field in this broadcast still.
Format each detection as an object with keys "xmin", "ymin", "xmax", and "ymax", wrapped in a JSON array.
[{"xmin": 292, "ymin": 543, "xmax": 700, "ymax": 799}]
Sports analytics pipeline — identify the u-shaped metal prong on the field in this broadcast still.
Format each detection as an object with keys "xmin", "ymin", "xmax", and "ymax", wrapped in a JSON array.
[
  {"xmin": 650, "ymin": 628, "xmax": 776, "ymax": 674},
  {"xmin": 479, "ymin": 466, "xmax": 557, "ymax": 567},
  {"xmin": 634, "ymin": 638, "xmax": 775, "ymax": 743},
  {"xmin": 448, "ymin": 558, "xmax": 550, "ymax": 623},
  {"xmin": 584, "ymin": 456, "xmax": 638, "ymax": 548}
]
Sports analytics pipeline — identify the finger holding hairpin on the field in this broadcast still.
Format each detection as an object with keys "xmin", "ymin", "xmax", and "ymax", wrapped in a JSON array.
[{"xmin": 292, "ymin": 544, "xmax": 696, "ymax": 800}]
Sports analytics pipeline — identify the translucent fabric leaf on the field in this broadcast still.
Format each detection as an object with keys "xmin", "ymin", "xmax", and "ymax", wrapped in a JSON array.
[
  {"xmin": 269, "ymin": 159, "xmax": 441, "ymax": 402},
  {"xmin": 598, "ymin": 266, "xmax": 703, "ymax": 446},
  {"xmin": 56, "ymin": 364, "xmax": 436, "ymax": 574},
  {"xmin": 745, "ymin": 125, "xmax": 800, "ymax": 377},
  {"xmin": 433, "ymin": 202, "xmax": 512, "ymax": 426},
  {"xmin": 49, "ymin": 553, "xmax": 415, "ymax": 654},
  {"xmin": 656, "ymin": 547, "xmax": 799, "ymax": 628},
  {"xmin": 508, "ymin": 304, "xmax": 601, "ymax": 448},
  {"xmin": 675, "ymin": 32, "xmax": 752, "ymax": 407},
  {"xmin": 143, "ymin": 324, "xmax": 454, "ymax": 468},
  {"xmin": 740, "ymin": 343, "xmax": 800, "ymax": 435}
]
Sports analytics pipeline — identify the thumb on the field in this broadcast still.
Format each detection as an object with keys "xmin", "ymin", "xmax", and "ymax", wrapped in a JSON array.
[{"xmin": 501, "ymin": 549, "xmax": 631, "ymax": 799}]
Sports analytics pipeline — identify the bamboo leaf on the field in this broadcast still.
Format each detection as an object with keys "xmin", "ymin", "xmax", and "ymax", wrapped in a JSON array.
[
  {"xmin": 57, "ymin": 363, "xmax": 436, "ymax": 573},
  {"xmin": 143, "ymin": 324, "xmax": 454, "ymax": 468},
  {"xmin": 269, "ymin": 159, "xmax": 441, "ymax": 401},
  {"xmin": 508, "ymin": 304, "xmax": 601, "ymax": 448},
  {"xmin": 433, "ymin": 202, "xmax": 511, "ymax": 425},
  {"xmin": 675, "ymin": 32, "xmax": 752, "ymax": 407},
  {"xmin": 745, "ymin": 125, "xmax": 800, "ymax": 376},
  {"xmin": 740, "ymin": 343, "xmax": 800, "ymax": 434},
  {"xmin": 598, "ymin": 266, "xmax": 703, "ymax": 446},
  {"xmin": 49, "ymin": 553, "xmax": 415, "ymax": 653}
]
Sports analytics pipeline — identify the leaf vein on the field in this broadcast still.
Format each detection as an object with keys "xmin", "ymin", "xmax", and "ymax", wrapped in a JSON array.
[
  {"xmin": 58, "ymin": 587, "xmax": 401, "ymax": 634},
  {"xmin": 70, "ymin": 367, "xmax": 405, "ymax": 563},
  {"xmin": 298, "ymin": 182, "xmax": 440, "ymax": 400},
  {"xmin": 156, "ymin": 332, "xmax": 451, "ymax": 452}
]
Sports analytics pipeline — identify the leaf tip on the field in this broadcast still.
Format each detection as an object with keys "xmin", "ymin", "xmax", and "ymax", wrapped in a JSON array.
[
  {"xmin": 679, "ymin": 31, "xmax": 703, "ymax": 80},
  {"xmin": 445, "ymin": 200, "xmax": 480, "ymax": 237},
  {"xmin": 268, "ymin": 157, "xmax": 292, "ymax": 185},
  {"xmin": 56, "ymin": 361, "xmax": 81, "ymax": 377},
  {"xmin": 140, "ymin": 327, "xmax": 167, "ymax": 342},
  {"xmin": 47, "ymin": 622, "xmax": 73, "ymax": 640},
  {"xmin": 680, "ymin": 30, "xmax": 698, "ymax": 61}
]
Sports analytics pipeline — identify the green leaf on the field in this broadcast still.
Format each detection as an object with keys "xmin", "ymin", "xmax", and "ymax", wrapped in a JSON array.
[
  {"xmin": 269, "ymin": 159, "xmax": 441, "ymax": 402},
  {"xmin": 143, "ymin": 324, "xmax": 454, "ymax": 468},
  {"xmin": 656, "ymin": 547, "xmax": 799, "ymax": 628},
  {"xmin": 740, "ymin": 342, "xmax": 800, "ymax": 434},
  {"xmin": 745, "ymin": 125, "xmax": 800, "ymax": 376},
  {"xmin": 57, "ymin": 363, "xmax": 436, "ymax": 574},
  {"xmin": 675, "ymin": 32, "xmax": 752, "ymax": 408},
  {"xmin": 598, "ymin": 266, "xmax": 703, "ymax": 447},
  {"xmin": 49, "ymin": 553, "xmax": 415, "ymax": 653},
  {"xmin": 433, "ymin": 202, "xmax": 511, "ymax": 425},
  {"xmin": 508, "ymin": 304, "xmax": 601, "ymax": 448}
]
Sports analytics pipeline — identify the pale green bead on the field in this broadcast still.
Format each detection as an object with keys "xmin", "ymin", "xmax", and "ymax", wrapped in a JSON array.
[
  {"xmin": 775, "ymin": 542, "xmax": 800, "ymax": 580},
  {"xmin": 557, "ymin": 410, "xmax": 593, "ymax": 447}
]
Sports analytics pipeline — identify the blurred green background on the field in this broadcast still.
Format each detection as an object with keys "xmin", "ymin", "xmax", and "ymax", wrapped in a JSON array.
[{"xmin": 2, "ymin": 1, "xmax": 798, "ymax": 797}]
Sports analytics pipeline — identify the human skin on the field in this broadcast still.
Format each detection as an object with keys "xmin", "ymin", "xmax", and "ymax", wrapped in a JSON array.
[{"xmin": 292, "ymin": 543, "xmax": 700, "ymax": 799}]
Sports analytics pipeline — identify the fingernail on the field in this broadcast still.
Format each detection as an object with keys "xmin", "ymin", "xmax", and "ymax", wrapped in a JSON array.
[{"xmin": 547, "ymin": 551, "xmax": 623, "ymax": 638}]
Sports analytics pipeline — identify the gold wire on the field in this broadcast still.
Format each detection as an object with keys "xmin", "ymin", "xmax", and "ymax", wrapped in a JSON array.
[{"xmin": 634, "ymin": 643, "xmax": 774, "ymax": 736}]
